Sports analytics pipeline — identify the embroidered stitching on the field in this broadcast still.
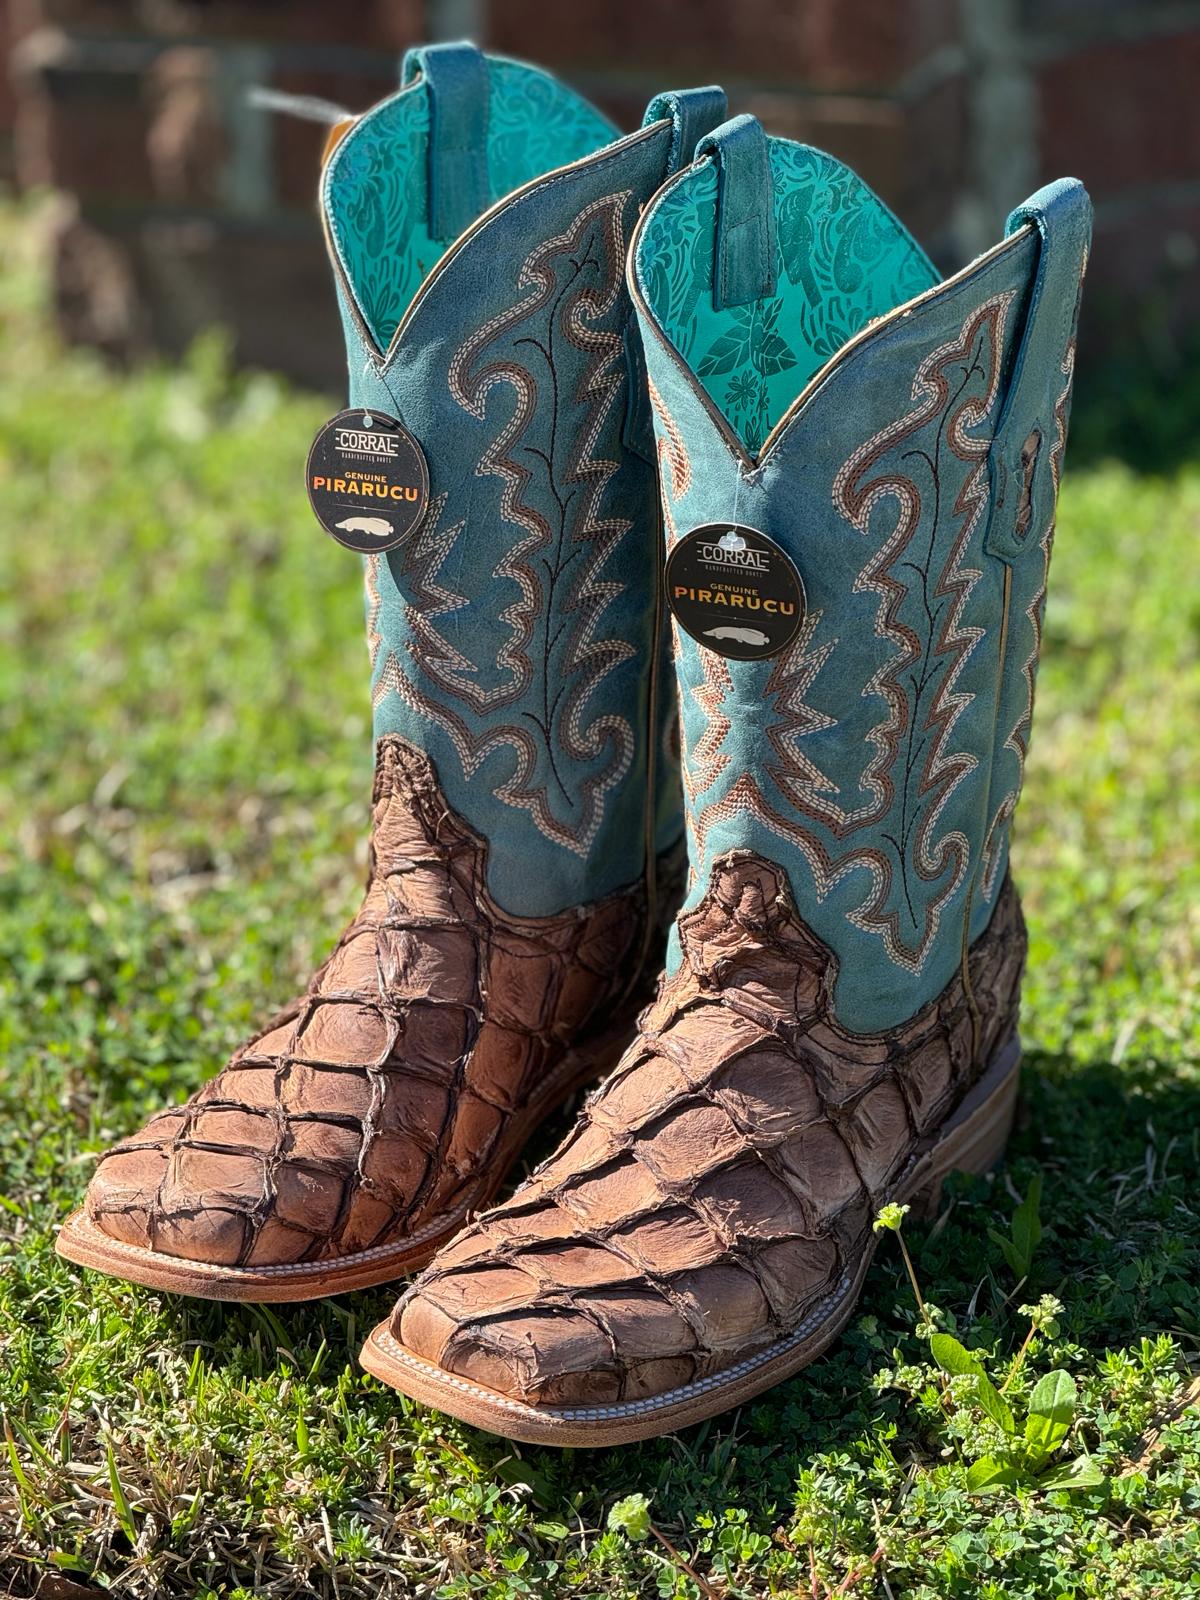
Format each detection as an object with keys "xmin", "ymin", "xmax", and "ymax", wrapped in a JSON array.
[
  {"xmin": 675, "ymin": 295, "xmax": 1014, "ymax": 975},
  {"xmin": 370, "ymin": 193, "xmax": 642, "ymax": 856},
  {"xmin": 979, "ymin": 340, "xmax": 1076, "ymax": 899}
]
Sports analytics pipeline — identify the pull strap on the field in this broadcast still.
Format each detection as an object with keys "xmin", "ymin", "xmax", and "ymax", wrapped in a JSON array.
[
  {"xmin": 642, "ymin": 86, "xmax": 727, "ymax": 175},
  {"xmin": 985, "ymin": 177, "xmax": 1092, "ymax": 562},
  {"xmin": 694, "ymin": 113, "xmax": 778, "ymax": 311},
  {"xmin": 621, "ymin": 316, "xmax": 655, "ymax": 462},
  {"xmin": 402, "ymin": 41, "xmax": 490, "ymax": 244}
]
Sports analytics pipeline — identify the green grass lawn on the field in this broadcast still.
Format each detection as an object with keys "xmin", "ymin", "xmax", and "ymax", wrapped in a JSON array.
[{"xmin": 1, "ymin": 202, "xmax": 1198, "ymax": 1600}]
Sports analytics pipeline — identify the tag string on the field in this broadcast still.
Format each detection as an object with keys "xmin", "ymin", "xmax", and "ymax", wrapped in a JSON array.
[{"xmin": 362, "ymin": 358, "xmax": 409, "ymax": 429}]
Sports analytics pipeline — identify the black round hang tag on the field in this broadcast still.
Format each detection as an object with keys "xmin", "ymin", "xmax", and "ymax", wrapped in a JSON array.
[
  {"xmin": 306, "ymin": 408, "xmax": 429, "ymax": 553},
  {"xmin": 665, "ymin": 523, "xmax": 806, "ymax": 661}
]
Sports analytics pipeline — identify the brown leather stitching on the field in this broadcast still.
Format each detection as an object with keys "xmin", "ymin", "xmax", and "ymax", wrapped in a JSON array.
[
  {"xmin": 394, "ymin": 852, "xmax": 1025, "ymax": 1407},
  {"xmin": 84, "ymin": 735, "xmax": 682, "ymax": 1269}
]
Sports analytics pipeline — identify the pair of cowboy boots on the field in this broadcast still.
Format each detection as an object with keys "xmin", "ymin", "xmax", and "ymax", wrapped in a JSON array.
[{"xmin": 58, "ymin": 44, "xmax": 1091, "ymax": 1447}]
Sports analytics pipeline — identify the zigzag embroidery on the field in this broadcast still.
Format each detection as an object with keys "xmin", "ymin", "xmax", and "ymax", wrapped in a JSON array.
[
  {"xmin": 365, "ymin": 552, "xmax": 383, "ymax": 677},
  {"xmin": 394, "ymin": 493, "xmax": 502, "ymax": 708},
  {"xmin": 369, "ymin": 191, "xmax": 640, "ymax": 856},
  {"xmin": 647, "ymin": 372, "xmax": 691, "ymax": 544},
  {"xmin": 979, "ymin": 339, "xmax": 1076, "ymax": 899},
  {"xmin": 760, "ymin": 608, "xmax": 840, "ymax": 818},
  {"xmin": 683, "ymin": 293, "xmax": 1014, "ymax": 974},
  {"xmin": 831, "ymin": 292, "xmax": 1012, "ymax": 836},
  {"xmin": 680, "ymin": 644, "xmax": 730, "ymax": 887}
]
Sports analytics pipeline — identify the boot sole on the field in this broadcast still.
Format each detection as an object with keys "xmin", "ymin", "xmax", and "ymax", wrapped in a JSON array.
[
  {"xmin": 359, "ymin": 1032, "xmax": 1021, "ymax": 1445},
  {"xmin": 54, "ymin": 1004, "xmax": 643, "ymax": 1303}
]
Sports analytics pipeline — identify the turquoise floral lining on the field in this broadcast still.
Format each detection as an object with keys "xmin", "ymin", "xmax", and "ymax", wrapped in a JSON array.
[
  {"xmin": 637, "ymin": 141, "xmax": 940, "ymax": 452},
  {"xmin": 323, "ymin": 58, "xmax": 618, "ymax": 354}
]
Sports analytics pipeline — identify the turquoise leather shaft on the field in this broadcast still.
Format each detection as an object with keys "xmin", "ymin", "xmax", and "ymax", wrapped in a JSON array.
[
  {"xmin": 631, "ymin": 115, "xmax": 1091, "ymax": 1032},
  {"xmin": 321, "ymin": 46, "xmax": 726, "ymax": 916}
]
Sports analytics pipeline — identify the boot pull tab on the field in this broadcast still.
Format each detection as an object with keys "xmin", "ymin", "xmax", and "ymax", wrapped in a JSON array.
[
  {"xmin": 401, "ymin": 41, "xmax": 490, "ymax": 245},
  {"xmin": 624, "ymin": 87, "xmax": 728, "ymax": 459},
  {"xmin": 694, "ymin": 113, "xmax": 778, "ymax": 311},
  {"xmin": 642, "ymin": 86, "xmax": 727, "ymax": 176},
  {"xmin": 984, "ymin": 177, "xmax": 1092, "ymax": 563}
]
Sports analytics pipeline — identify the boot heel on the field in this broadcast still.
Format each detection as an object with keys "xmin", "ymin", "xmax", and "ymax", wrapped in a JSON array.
[{"xmin": 910, "ymin": 1035, "xmax": 1021, "ymax": 1216}]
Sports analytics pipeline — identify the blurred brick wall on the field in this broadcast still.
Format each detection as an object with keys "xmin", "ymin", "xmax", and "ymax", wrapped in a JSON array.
[{"xmin": 3, "ymin": 0, "xmax": 1198, "ymax": 392}]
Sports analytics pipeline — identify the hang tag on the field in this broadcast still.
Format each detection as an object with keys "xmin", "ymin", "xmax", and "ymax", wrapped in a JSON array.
[
  {"xmin": 306, "ymin": 408, "xmax": 429, "ymax": 553},
  {"xmin": 665, "ymin": 523, "xmax": 805, "ymax": 661}
]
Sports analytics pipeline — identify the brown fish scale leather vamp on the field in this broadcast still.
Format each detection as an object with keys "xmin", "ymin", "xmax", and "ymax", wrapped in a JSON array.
[
  {"xmin": 391, "ymin": 855, "xmax": 1026, "ymax": 1408},
  {"xmin": 77, "ymin": 736, "xmax": 674, "ymax": 1285}
]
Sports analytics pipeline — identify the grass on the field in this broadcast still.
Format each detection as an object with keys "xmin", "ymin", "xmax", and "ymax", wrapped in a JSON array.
[{"xmin": 1, "ymin": 198, "xmax": 1198, "ymax": 1599}]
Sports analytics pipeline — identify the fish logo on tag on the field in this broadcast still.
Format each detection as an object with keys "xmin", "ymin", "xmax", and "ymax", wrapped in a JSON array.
[{"xmin": 306, "ymin": 408, "xmax": 429, "ymax": 553}]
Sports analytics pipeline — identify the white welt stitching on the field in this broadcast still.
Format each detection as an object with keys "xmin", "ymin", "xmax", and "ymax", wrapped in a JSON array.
[
  {"xmin": 368, "ymin": 1035, "xmax": 1024, "ymax": 1424},
  {"xmin": 64, "ymin": 1199, "xmax": 468, "ymax": 1278},
  {"xmin": 372, "ymin": 1267, "xmax": 856, "ymax": 1423},
  {"xmin": 63, "ymin": 1022, "xmax": 615, "ymax": 1280}
]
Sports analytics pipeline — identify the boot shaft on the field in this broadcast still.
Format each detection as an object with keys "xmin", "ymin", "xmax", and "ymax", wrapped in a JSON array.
[
  {"xmin": 631, "ymin": 115, "xmax": 1091, "ymax": 1032},
  {"xmin": 318, "ymin": 46, "xmax": 726, "ymax": 917}
]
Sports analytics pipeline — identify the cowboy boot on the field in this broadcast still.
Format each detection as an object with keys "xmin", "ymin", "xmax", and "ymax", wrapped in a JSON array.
[
  {"xmin": 56, "ymin": 47, "xmax": 728, "ymax": 1302},
  {"xmin": 360, "ymin": 114, "xmax": 1090, "ymax": 1440}
]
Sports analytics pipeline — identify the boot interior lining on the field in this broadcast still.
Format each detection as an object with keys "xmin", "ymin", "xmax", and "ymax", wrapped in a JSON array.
[
  {"xmin": 637, "ymin": 139, "xmax": 940, "ymax": 453},
  {"xmin": 323, "ymin": 58, "xmax": 617, "ymax": 354}
]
